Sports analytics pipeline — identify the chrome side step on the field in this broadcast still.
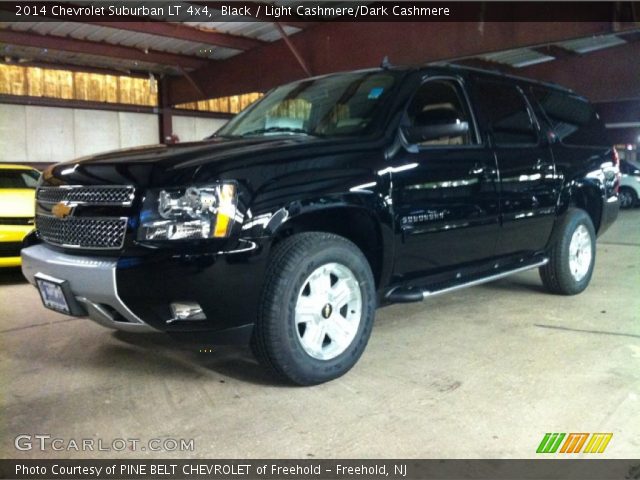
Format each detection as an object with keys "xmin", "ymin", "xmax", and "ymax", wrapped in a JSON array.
[
  {"xmin": 385, "ymin": 258, "xmax": 548, "ymax": 303},
  {"xmin": 421, "ymin": 258, "xmax": 548, "ymax": 299}
]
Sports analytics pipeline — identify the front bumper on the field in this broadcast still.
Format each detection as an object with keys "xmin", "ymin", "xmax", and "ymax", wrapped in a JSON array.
[
  {"xmin": 21, "ymin": 241, "xmax": 266, "ymax": 343},
  {"xmin": 21, "ymin": 244, "xmax": 156, "ymax": 332}
]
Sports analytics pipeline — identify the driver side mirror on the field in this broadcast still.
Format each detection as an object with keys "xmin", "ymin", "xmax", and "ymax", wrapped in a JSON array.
[
  {"xmin": 402, "ymin": 106, "xmax": 469, "ymax": 145},
  {"xmin": 403, "ymin": 121, "xmax": 469, "ymax": 144}
]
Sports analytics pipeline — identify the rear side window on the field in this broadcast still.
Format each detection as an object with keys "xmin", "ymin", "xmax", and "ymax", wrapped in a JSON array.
[
  {"xmin": 472, "ymin": 79, "xmax": 538, "ymax": 146},
  {"xmin": 530, "ymin": 88, "xmax": 609, "ymax": 147}
]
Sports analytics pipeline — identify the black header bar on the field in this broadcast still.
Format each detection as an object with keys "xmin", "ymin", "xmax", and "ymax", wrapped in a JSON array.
[
  {"xmin": 0, "ymin": 1, "xmax": 639, "ymax": 23},
  {"xmin": 1, "ymin": 459, "xmax": 639, "ymax": 480}
]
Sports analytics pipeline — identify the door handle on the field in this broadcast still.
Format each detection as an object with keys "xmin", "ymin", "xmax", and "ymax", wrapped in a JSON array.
[
  {"xmin": 533, "ymin": 159, "xmax": 554, "ymax": 171},
  {"xmin": 469, "ymin": 164, "xmax": 497, "ymax": 178}
]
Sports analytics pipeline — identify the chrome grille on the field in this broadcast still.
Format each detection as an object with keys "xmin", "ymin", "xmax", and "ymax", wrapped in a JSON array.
[
  {"xmin": 37, "ymin": 186, "xmax": 134, "ymax": 206},
  {"xmin": 36, "ymin": 215, "xmax": 127, "ymax": 250}
]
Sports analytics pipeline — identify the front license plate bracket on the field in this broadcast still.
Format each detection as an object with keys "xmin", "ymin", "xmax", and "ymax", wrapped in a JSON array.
[{"xmin": 34, "ymin": 273, "xmax": 87, "ymax": 316}]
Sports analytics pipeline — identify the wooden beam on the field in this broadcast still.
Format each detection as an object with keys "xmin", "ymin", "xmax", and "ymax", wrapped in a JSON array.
[
  {"xmin": 0, "ymin": 29, "xmax": 208, "ymax": 69},
  {"xmin": 0, "ymin": 93, "xmax": 157, "ymax": 113},
  {"xmin": 86, "ymin": 22, "xmax": 264, "ymax": 51},
  {"xmin": 0, "ymin": 60, "xmax": 151, "ymax": 78},
  {"xmin": 158, "ymin": 78, "xmax": 173, "ymax": 144},
  {"xmin": 274, "ymin": 22, "xmax": 311, "ymax": 77},
  {"xmin": 171, "ymin": 109, "xmax": 233, "ymax": 119},
  {"xmin": 0, "ymin": 92, "xmax": 234, "ymax": 119},
  {"xmin": 176, "ymin": 65, "xmax": 207, "ymax": 98}
]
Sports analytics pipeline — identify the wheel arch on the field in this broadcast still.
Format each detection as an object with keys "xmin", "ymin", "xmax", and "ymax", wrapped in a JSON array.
[
  {"xmin": 269, "ymin": 205, "xmax": 391, "ymax": 290},
  {"xmin": 557, "ymin": 180, "xmax": 604, "ymax": 234}
]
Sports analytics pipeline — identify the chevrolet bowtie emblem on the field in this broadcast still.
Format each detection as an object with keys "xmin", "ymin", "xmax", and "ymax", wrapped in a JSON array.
[{"xmin": 52, "ymin": 202, "xmax": 73, "ymax": 219}]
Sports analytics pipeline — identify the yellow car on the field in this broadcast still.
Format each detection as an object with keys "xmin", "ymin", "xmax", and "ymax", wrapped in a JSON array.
[{"xmin": 0, "ymin": 164, "xmax": 40, "ymax": 267}]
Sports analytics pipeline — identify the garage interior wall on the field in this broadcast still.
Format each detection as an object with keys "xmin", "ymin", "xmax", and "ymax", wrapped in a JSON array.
[
  {"xmin": 172, "ymin": 116, "xmax": 227, "ymax": 143},
  {"xmin": 0, "ymin": 103, "xmax": 227, "ymax": 163}
]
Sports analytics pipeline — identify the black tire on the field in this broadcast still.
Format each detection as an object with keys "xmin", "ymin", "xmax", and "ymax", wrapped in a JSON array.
[
  {"xmin": 251, "ymin": 232, "xmax": 376, "ymax": 385},
  {"xmin": 539, "ymin": 208, "xmax": 596, "ymax": 295},
  {"xmin": 619, "ymin": 187, "xmax": 638, "ymax": 209}
]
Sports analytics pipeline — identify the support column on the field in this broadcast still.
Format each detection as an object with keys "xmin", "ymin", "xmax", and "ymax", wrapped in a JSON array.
[{"xmin": 158, "ymin": 77, "xmax": 174, "ymax": 144}]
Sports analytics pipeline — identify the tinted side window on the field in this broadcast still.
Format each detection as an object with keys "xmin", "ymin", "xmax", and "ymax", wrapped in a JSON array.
[
  {"xmin": 473, "ymin": 79, "xmax": 537, "ymax": 146},
  {"xmin": 531, "ymin": 88, "xmax": 609, "ymax": 147}
]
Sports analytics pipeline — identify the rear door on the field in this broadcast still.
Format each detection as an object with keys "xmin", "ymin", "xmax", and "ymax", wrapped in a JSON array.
[{"xmin": 470, "ymin": 77, "xmax": 557, "ymax": 256}]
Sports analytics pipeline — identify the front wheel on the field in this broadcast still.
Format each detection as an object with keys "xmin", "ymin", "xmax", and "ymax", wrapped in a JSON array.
[
  {"xmin": 252, "ymin": 232, "xmax": 376, "ymax": 385},
  {"xmin": 540, "ymin": 208, "xmax": 596, "ymax": 295}
]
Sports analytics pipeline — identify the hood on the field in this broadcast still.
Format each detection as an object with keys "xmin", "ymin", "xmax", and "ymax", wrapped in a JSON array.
[
  {"xmin": 43, "ymin": 135, "xmax": 381, "ymax": 188},
  {"xmin": 0, "ymin": 189, "xmax": 36, "ymax": 217}
]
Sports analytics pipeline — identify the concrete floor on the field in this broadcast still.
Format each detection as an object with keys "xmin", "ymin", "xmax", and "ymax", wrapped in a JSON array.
[{"xmin": 1, "ymin": 210, "xmax": 639, "ymax": 459}]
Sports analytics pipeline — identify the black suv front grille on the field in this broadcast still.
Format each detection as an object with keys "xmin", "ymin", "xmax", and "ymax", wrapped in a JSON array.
[
  {"xmin": 35, "ymin": 215, "xmax": 128, "ymax": 250},
  {"xmin": 37, "ymin": 186, "xmax": 134, "ymax": 206},
  {"xmin": 35, "ymin": 184, "xmax": 134, "ymax": 250}
]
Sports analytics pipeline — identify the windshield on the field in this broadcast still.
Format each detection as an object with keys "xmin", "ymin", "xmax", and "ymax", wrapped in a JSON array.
[
  {"xmin": 217, "ymin": 71, "xmax": 398, "ymax": 138},
  {"xmin": 0, "ymin": 169, "xmax": 40, "ymax": 189}
]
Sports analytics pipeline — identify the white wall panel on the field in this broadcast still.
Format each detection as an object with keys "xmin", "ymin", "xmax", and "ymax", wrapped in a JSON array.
[
  {"xmin": 0, "ymin": 104, "xmax": 27, "ymax": 163},
  {"xmin": 195, "ymin": 117, "xmax": 226, "ymax": 140},
  {"xmin": 0, "ymin": 104, "xmax": 228, "ymax": 164},
  {"xmin": 119, "ymin": 112, "xmax": 158, "ymax": 148},
  {"xmin": 74, "ymin": 110, "xmax": 120, "ymax": 158},
  {"xmin": 26, "ymin": 106, "xmax": 75, "ymax": 163},
  {"xmin": 172, "ymin": 116, "xmax": 197, "ymax": 142},
  {"xmin": 173, "ymin": 116, "xmax": 227, "ymax": 143}
]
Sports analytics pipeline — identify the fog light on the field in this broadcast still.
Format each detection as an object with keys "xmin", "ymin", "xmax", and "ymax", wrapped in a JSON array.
[{"xmin": 168, "ymin": 302, "xmax": 206, "ymax": 323}]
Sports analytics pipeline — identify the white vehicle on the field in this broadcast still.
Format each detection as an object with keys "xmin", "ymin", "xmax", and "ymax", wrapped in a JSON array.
[{"xmin": 619, "ymin": 159, "xmax": 640, "ymax": 208}]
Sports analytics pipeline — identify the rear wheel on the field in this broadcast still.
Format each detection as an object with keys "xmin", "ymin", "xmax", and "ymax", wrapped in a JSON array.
[
  {"xmin": 252, "ymin": 232, "xmax": 376, "ymax": 385},
  {"xmin": 619, "ymin": 187, "xmax": 638, "ymax": 209},
  {"xmin": 540, "ymin": 208, "xmax": 596, "ymax": 295}
]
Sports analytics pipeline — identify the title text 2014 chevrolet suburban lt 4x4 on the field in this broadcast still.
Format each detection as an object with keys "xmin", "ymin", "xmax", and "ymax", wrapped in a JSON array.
[{"xmin": 21, "ymin": 65, "xmax": 620, "ymax": 385}]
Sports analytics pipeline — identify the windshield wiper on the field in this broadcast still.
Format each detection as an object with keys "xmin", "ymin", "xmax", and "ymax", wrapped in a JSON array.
[{"xmin": 240, "ymin": 127, "xmax": 313, "ymax": 137}]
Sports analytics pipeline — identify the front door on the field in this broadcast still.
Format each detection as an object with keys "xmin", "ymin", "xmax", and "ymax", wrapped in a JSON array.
[{"xmin": 390, "ymin": 77, "xmax": 500, "ymax": 284}]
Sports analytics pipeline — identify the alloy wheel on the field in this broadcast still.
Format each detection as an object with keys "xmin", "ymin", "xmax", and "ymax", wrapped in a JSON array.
[{"xmin": 294, "ymin": 263, "xmax": 362, "ymax": 361}]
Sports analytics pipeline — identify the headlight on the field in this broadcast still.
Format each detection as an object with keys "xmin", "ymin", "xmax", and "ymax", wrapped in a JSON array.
[{"xmin": 139, "ymin": 183, "xmax": 237, "ymax": 241}]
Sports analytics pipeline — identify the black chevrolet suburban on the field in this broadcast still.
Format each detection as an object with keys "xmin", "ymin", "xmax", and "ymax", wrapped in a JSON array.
[{"xmin": 22, "ymin": 65, "xmax": 620, "ymax": 385}]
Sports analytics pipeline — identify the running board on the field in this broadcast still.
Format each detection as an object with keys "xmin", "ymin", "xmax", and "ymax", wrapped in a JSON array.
[{"xmin": 386, "ymin": 258, "xmax": 548, "ymax": 303}]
